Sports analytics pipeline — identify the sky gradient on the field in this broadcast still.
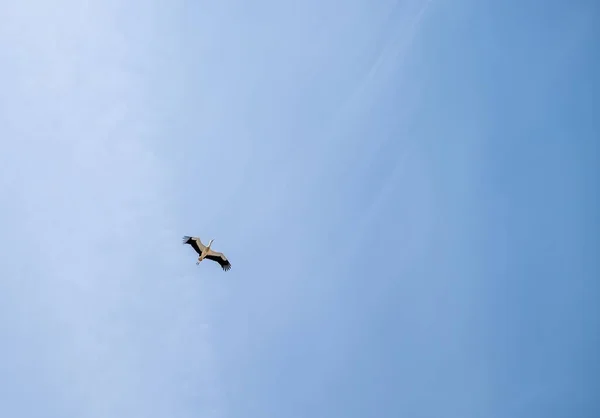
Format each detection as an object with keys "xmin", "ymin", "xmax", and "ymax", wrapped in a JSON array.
[{"xmin": 1, "ymin": 0, "xmax": 598, "ymax": 417}]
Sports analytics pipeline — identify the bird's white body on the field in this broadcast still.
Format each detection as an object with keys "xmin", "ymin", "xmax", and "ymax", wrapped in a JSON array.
[{"xmin": 198, "ymin": 239, "xmax": 214, "ymax": 264}]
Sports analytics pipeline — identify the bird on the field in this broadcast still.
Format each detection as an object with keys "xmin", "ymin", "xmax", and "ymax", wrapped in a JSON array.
[{"xmin": 182, "ymin": 236, "xmax": 231, "ymax": 271}]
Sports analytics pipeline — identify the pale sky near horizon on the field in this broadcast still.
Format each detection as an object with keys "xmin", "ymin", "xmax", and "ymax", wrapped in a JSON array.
[{"xmin": 0, "ymin": 0, "xmax": 598, "ymax": 417}]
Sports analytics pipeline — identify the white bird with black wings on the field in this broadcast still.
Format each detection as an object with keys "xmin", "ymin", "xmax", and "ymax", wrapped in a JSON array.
[{"xmin": 183, "ymin": 236, "xmax": 231, "ymax": 271}]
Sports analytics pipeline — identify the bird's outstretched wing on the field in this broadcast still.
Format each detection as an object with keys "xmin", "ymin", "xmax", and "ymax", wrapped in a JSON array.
[
  {"xmin": 205, "ymin": 250, "xmax": 232, "ymax": 271},
  {"xmin": 182, "ymin": 236, "xmax": 206, "ymax": 255}
]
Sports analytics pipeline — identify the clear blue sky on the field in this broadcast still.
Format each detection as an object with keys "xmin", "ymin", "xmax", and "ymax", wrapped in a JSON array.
[{"xmin": 0, "ymin": 0, "xmax": 598, "ymax": 417}]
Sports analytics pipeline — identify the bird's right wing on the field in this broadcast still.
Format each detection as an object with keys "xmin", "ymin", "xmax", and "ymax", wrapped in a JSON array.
[{"xmin": 182, "ymin": 236, "xmax": 206, "ymax": 255}]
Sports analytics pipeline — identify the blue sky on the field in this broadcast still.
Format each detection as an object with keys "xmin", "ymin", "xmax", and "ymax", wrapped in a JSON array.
[{"xmin": 0, "ymin": 0, "xmax": 598, "ymax": 417}]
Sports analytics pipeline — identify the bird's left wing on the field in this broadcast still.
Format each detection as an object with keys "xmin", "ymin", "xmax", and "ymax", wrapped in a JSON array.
[{"xmin": 205, "ymin": 250, "xmax": 232, "ymax": 271}]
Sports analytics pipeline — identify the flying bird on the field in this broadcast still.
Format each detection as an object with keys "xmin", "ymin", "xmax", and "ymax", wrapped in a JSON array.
[{"xmin": 183, "ymin": 236, "xmax": 231, "ymax": 271}]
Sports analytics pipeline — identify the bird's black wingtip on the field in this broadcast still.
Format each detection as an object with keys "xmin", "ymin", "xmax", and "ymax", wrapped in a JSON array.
[{"xmin": 182, "ymin": 235, "xmax": 191, "ymax": 243}]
